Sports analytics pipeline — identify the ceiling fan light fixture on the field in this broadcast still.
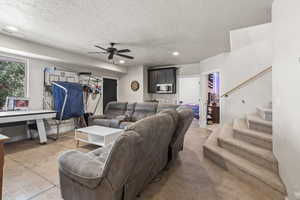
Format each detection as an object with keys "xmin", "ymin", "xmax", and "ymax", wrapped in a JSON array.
[
  {"xmin": 119, "ymin": 60, "xmax": 125, "ymax": 64},
  {"xmin": 172, "ymin": 51, "xmax": 180, "ymax": 56},
  {"xmin": 93, "ymin": 43, "xmax": 134, "ymax": 60}
]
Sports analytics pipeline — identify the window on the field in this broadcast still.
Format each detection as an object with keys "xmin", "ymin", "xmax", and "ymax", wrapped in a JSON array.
[{"xmin": 0, "ymin": 57, "xmax": 26, "ymax": 108}]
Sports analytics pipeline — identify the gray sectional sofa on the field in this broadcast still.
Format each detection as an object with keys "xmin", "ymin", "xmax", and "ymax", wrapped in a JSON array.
[
  {"xmin": 88, "ymin": 101, "xmax": 180, "ymax": 129},
  {"xmin": 58, "ymin": 102, "xmax": 193, "ymax": 200}
]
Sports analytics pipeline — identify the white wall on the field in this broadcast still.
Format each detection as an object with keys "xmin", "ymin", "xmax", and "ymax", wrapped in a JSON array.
[
  {"xmin": 27, "ymin": 59, "xmax": 46, "ymax": 110},
  {"xmin": 0, "ymin": 33, "xmax": 125, "ymax": 111},
  {"xmin": 4, "ymin": 54, "xmax": 119, "ymax": 111},
  {"xmin": 0, "ymin": 55, "xmax": 67, "ymax": 141},
  {"xmin": 0, "ymin": 53, "xmax": 54, "ymax": 111},
  {"xmin": 273, "ymin": 1, "xmax": 300, "ymax": 199},
  {"xmin": 177, "ymin": 63, "xmax": 201, "ymax": 76},
  {"xmin": 0, "ymin": 49, "xmax": 120, "ymax": 141},
  {"xmin": 118, "ymin": 64, "xmax": 202, "ymax": 104},
  {"xmin": 0, "ymin": 33, "xmax": 126, "ymax": 75},
  {"xmin": 199, "ymin": 23, "xmax": 272, "ymax": 124},
  {"xmin": 118, "ymin": 23, "xmax": 273, "ymax": 117},
  {"xmin": 119, "ymin": 66, "xmax": 145, "ymax": 102},
  {"xmin": 230, "ymin": 23, "xmax": 272, "ymax": 51}
]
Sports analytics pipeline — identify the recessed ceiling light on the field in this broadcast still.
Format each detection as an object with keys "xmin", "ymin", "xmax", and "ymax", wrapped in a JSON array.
[
  {"xmin": 172, "ymin": 51, "xmax": 180, "ymax": 56},
  {"xmin": 4, "ymin": 25, "xmax": 19, "ymax": 33},
  {"xmin": 119, "ymin": 60, "xmax": 125, "ymax": 64}
]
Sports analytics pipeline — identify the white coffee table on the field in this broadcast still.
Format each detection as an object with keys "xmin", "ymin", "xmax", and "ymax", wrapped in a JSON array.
[{"xmin": 75, "ymin": 126, "xmax": 123, "ymax": 147}]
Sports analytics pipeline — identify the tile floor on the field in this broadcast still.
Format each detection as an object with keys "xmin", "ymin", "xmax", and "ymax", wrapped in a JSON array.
[{"xmin": 3, "ymin": 121, "xmax": 273, "ymax": 200}]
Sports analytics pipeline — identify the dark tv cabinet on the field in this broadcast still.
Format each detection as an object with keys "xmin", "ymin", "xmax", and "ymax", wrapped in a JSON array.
[{"xmin": 148, "ymin": 67, "xmax": 177, "ymax": 93}]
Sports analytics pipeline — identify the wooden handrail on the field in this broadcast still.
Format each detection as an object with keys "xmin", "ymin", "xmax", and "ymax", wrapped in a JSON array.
[{"xmin": 221, "ymin": 66, "xmax": 272, "ymax": 98}]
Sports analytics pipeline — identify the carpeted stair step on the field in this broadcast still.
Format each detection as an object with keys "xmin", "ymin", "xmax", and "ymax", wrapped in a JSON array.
[
  {"xmin": 233, "ymin": 118, "xmax": 272, "ymax": 150},
  {"xmin": 203, "ymin": 126, "xmax": 286, "ymax": 200},
  {"xmin": 218, "ymin": 125, "xmax": 278, "ymax": 173},
  {"xmin": 247, "ymin": 113, "xmax": 272, "ymax": 134},
  {"xmin": 257, "ymin": 107, "xmax": 272, "ymax": 121}
]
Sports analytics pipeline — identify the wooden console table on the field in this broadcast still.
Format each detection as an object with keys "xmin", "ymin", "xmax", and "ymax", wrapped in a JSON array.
[{"xmin": 0, "ymin": 134, "xmax": 9, "ymax": 200}]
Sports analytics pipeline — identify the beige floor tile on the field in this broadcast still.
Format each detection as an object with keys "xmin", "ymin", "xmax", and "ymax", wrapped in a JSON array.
[
  {"xmin": 140, "ymin": 160, "xmax": 217, "ymax": 200},
  {"xmin": 31, "ymin": 186, "xmax": 63, "ymax": 200},
  {"xmin": 3, "ymin": 157, "xmax": 54, "ymax": 200},
  {"xmin": 6, "ymin": 135, "xmax": 99, "ymax": 186},
  {"xmin": 31, "ymin": 155, "xmax": 61, "ymax": 186},
  {"xmin": 29, "ymin": 144, "xmax": 97, "ymax": 187},
  {"xmin": 54, "ymin": 132, "xmax": 77, "ymax": 149},
  {"xmin": 54, "ymin": 131, "xmax": 99, "ymax": 152},
  {"xmin": 6, "ymin": 142, "xmax": 70, "ymax": 168},
  {"xmin": 5, "ymin": 139, "xmax": 39, "ymax": 154}
]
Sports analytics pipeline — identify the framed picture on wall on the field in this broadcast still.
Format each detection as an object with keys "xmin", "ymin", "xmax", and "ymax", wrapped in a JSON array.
[{"xmin": 131, "ymin": 81, "xmax": 140, "ymax": 92}]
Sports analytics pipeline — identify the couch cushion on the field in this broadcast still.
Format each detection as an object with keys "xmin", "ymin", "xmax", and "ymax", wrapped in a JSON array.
[
  {"xmin": 131, "ymin": 102, "xmax": 157, "ymax": 122},
  {"xmin": 157, "ymin": 104, "xmax": 179, "ymax": 112},
  {"xmin": 104, "ymin": 130, "xmax": 141, "ymax": 190},
  {"xmin": 104, "ymin": 102, "xmax": 128, "ymax": 119},
  {"xmin": 89, "ymin": 118, "xmax": 123, "ymax": 129},
  {"xmin": 124, "ymin": 103, "xmax": 136, "ymax": 119},
  {"xmin": 171, "ymin": 109, "xmax": 193, "ymax": 146},
  {"xmin": 88, "ymin": 144, "xmax": 114, "ymax": 163},
  {"xmin": 125, "ymin": 110, "xmax": 178, "ymax": 180},
  {"xmin": 58, "ymin": 150, "xmax": 105, "ymax": 189},
  {"xmin": 90, "ymin": 119, "xmax": 111, "ymax": 127},
  {"xmin": 119, "ymin": 121, "xmax": 134, "ymax": 129},
  {"xmin": 159, "ymin": 109, "xmax": 179, "ymax": 125}
]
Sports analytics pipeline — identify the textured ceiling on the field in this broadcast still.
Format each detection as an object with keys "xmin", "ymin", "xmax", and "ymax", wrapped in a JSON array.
[{"xmin": 0, "ymin": 0, "xmax": 272, "ymax": 67}]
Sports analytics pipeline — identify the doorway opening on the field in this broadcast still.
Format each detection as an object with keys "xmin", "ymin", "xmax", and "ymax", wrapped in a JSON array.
[
  {"xmin": 178, "ymin": 76, "xmax": 201, "ymax": 120},
  {"xmin": 103, "ymin": 78, "xmax": 118, "ymax": 111},
  {"xmin": 206, "ymin": 72, "xmax": 220, "ymax": 125}
]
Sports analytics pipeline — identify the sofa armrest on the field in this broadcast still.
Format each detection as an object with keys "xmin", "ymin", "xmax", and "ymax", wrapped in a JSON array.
[
  {"xmin": 107, "ymin": 115, "xmax": 131, "ymax": 129},
  {"xmin": 115, "ymin": 115, "xmax": 130, "ymax": 121},
  {"xmin": 58, "ymin": 150, "xmax": 105, "ymax": 189},
  {"xmin": 110, "ymin": 118, "xmax": 123, "ymax": 129},
  {"xmin": 90, "ymin": 115, "xmax": 106, "ymax": 119}
]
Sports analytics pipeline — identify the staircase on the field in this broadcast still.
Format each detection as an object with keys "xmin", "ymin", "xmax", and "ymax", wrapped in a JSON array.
[{"xmin": 203, "ymin": 104, "xmax": 287, "ymax": 200}]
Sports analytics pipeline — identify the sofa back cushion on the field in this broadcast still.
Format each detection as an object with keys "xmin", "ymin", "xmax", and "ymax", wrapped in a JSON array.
[
  {"xmin": 125, "ymin": 111, "xmax": 178, "ymax": 187},
  {"xmin": 171, "ymin": 108, "xmax": 194, "ymax": 147},
  {"xmin": 159, "ymin": 109, "xmax": 179, "ymax": 125},
  {"xmin": 157, "ymin": 104, "xmax": 179, "ymax": 112},
  {"xmin": 103, "ymin": 130, "xmax": 141, "ymax": 190},
  {"xmin": 104, "ymin": 102, "xmax": 128, "ymax": 119},
  {"xmin": 124, "ymin": 103, "xmax": 136, "ymax": 119},
  {"xmin": 131, "ymin": 103, "xmax": 157, "ymax": 122}
]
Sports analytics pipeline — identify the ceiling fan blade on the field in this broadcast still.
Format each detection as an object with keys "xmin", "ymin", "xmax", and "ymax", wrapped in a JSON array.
[
  {"xmin": 117, "ymin": 49, "xmax": 130, "ymax": 53},
  {"xmin": 95, "ymin": 45, "xmax": 107, "ymax": 51},
  {"xmin": 117, "ymin": 53, "xmax": 134, "ymax": 59},
  {"xmin": 108, "ymin": 53, "xmax": 114, "ymax": 60},
  {"xmin": 88, "ymin": 52, "xmax": 106, "ymax": 54}
]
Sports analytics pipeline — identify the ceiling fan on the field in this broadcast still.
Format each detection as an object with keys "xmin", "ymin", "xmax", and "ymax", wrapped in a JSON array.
[{"xmin": 88, "ymin": 43, "xmax": 134, "ymax": 60}]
